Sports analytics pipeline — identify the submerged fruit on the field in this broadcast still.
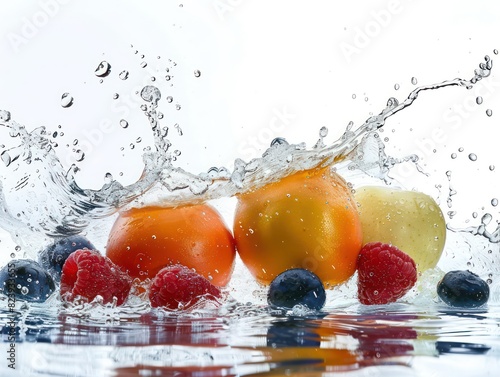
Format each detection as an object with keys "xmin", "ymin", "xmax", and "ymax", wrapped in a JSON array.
[
  {"xmin": 234, "ymin": 166, "xmax": 363, "ymax": 285},
  {"xmin": 106, "ymin": 203, "xmax": 236, "ymax": 287},
  {"xmin": 357, "ymin": 242, "xmax": 417, "ymax": 305},
  {"xmin": 38, "ymin": 235, "xmax": 95, "ymax": 282},
  {"xmin": 354, "ymin": 186, "xmax": 446, "ymax": 272},
  {"xmin": 437, "ymin": 270, "xmax": 489, "ymax": 308},
  {"xmin": 268, "ymin": 268, "xmax": 326, "ymax": 311},
  {"xmin": 0, "ymin": 259, "xmax": 55, "ymax": 303},
  {"xmin": 149, "ymin": 264, "xmax": 221, "ymax": 310}
]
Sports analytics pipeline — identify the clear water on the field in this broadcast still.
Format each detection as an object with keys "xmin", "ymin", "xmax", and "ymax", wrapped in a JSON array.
[{"xmin": 1, "ymin": 53, "xmax": 500, "ymax": 376}]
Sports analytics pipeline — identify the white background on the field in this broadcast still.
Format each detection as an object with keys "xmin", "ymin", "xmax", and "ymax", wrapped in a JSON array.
[{"xmin": 1, "ymin": 0, "xmax": 499, "ymax": 258}]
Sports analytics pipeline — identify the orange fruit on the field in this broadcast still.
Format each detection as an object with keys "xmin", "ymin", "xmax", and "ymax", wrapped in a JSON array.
[
  {"xmin": 106, "ymin": 203, "xmax": 236, "ymax": 287},
  {"xmin": 233, "ymin": 166, "xmax": 363, "ymax": 285}
]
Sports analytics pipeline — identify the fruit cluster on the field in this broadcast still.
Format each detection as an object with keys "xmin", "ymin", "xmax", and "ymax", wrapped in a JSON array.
[{"xmin": 0, "ymin": 167, "xmax": 490, "ymax": 310}]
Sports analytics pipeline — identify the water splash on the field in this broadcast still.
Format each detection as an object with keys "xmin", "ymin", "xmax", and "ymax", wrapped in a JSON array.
[{"xmin": 0, "ymin": 55, "xmax": 496, "ymax": 254}]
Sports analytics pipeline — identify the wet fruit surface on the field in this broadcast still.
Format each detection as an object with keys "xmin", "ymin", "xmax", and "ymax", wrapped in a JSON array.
[
  {"xmin": 267, "ymin": 268, "xmax": 326, "ymax": 311},
  {"xmin": 0, "ymin": 259, "xmax": 55, "ymax": 302},
  {"xmin": 60, "ymin": 249, "xmax": 132, "ymax": 306},
  {"xmin": 437, "ymin": 270, "xmax": 490, "ymax": 308},
  {"xmin": 149, "ymin": 264, "xmax": 221, "ymax": 310},
  {"xmin": 356, "ymin": 242, "xmax": 417, "ymax": 305},
  {"xmin": 106, "ymin": 203, "xmax": 236, "ymax": 287},
  {"xmin": 234, "ymin": 166, "xmax": 363, "ymax": 285},
  {"xmin": 355, "ymin": 186, "xmax": 446, "ymax": 272},
  {"xmin": 38, "ymin": 235, "xmax": 95, "ymax": 282}
]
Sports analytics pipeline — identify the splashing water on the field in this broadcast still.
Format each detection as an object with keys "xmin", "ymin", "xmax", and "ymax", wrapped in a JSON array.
[
  {"xmin": 2, "ymin": 53, "xmax": 500, "ymax": 377},
  {"xmin": 0, "ymin": 55, "xmax": 497, "ymax": 260}
]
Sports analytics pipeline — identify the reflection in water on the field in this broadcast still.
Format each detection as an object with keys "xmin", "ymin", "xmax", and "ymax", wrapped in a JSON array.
[{"xmin": 2, "ymin": 305, "xmax": 497, "ymax": 376}]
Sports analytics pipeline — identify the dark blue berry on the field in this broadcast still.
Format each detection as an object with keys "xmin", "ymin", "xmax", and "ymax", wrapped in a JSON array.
[
  {"xmin": 268, "ymin": 268, "xmax": 326, "ymax": 311},
  {"xmin": 0, "ymin": 259, "xmax": 56, "ymax": 303},
  {"xmin": 38, "ymin": 235, "xmax": 95, "ymax": 282},
  {"xmin": 437, "ymin": 270, "xmax": 489, "ymax": 308}
]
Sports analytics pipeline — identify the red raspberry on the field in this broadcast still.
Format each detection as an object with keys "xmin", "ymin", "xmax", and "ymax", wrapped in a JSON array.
[
  {"xmin": 60, "ymin": 249, "xmax": 132, "ymax": 306},
  {"xmin": 149, "ymin": 265, "xmax": 221, "ymax": 310},
  {"xmin": 357, "ymin": 242, "xmax": 417, "ymax": 305}
]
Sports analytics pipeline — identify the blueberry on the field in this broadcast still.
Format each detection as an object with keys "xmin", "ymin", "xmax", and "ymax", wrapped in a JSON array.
[
  {"xmin": 38, "ymin": 235, "xmax": 95, "ymax": 282},
  {"xmin": 437, "ymin": 270, "xmax": 489, "ymax": 308},
  {"xmin": 0, "ymin": 259, "xmax": 56, "ymax": 303},
  {"xmin": 268, "ymin": 268, "xmax": 326, "ymax": 311}
]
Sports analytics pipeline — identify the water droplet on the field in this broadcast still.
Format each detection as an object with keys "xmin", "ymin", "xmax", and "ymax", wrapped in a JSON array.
[
  {"xmin": 113, "ymin": 93, "xmax": 119, "ymax": 100},
  {"xmin": 136, "ymin": 137, "xmax": 142, "ymax": 143},
  {"xmin": 165, "ymin": 75, "xmax": 171, "ymax": 81},
  {"xmin": 194, "ymin": 69, "xmax": 201, "ymax": 77},
  {"xmin": 411, "ymin": 77, "xmax": 418, "ymax": 85},
  {"xmin": 492, "ymin": 198, "xmax": 498, "ymax": 207},
  {"xmin": 486, "ymin": 109, "xmax": 493, "ymax": 117},
  {"xmin": 352, "ymin": 94, "xmax": 356, "ymax": 99},
  {"xmin": 150, "ymin": 76, "xmax": 156, "ymax": 82},
  {"xmin": 140, "ymin": 85, "xmax": 161, "ymax": 104},
  {"xmin": 21, "ymin": 286, "xmax": 29, "ymax": 295},
  {"xmin": 104, "ymin": 172, "xmax": 113, "ymax": 184},
  {"xmin": 394, "ymin": 83, "xmax": 400, "ymax": 90},
  {"xmin": 175, "ymin": 104, "xmax": 181, "ymax": 111},
  {"xmin": 270, "ymin": 137, "xmax": 288, "ymax": 147},
  {"xmin": 61, "ymin": 92, "xmax": 74, "ymax": 108},
  {"xmin": 140, "ymin": 61, "xmax": 148, "ymax": 68},
  {"xmin": 0, "ymin": 110, "xmax": 11, "ymax": 122},
  {"xmin": 468, "ymin": 153, "xmax": 477, "ymax": 161},
  {"xmin": 95, "ymin": 61, "xmax": 111, "ymax": 77},
  {"xmin": 476, "ymin": 96, "xmax": 483, "ymax": 105},
  {"xmin": 166, "ymin": 96, "xmax": 173, "ymax": 103},
  {"xmin": 173, "ymin": 150, "xmax": 181, "ymax": 156},
  {"xmin": 451, "ymin": 153, "xmax": 457, "ymax": 159},
  {"xmin": 74, "ymin": 149, "xmax": 85, "ymax": 162},
  {"xmin": 10, "ymin": 253, "xmax": 16, "ymax": 259},
  {"xmin": 174, "ymin": 123, "xmax": 183, "ymax": 136},
  {"xmin": 458, "ymin": 147, "xmax": 464, "ymax": 152},
  {"xmin": 120, "ymin": 119, "xmax": 129, "ymax": 128},
  {"xmin": 494, "ymin": 49, "xmax": 498, "ymax": 55},
  {"xmin": 386, "ymin": 97, "xmax": 399, "ymax": 108},
  {"xmin": 119, "ymin": 70, "xmax": 129, "ymax": 80},
  {"xmin": 489, "ymin": 165, "xmax": 495, "ymax": 171},
  {"xmin": 319, "ymin": 126, "xmax": 328, "ymax": 138}
]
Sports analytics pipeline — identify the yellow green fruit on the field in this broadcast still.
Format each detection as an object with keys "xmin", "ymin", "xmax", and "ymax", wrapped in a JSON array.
[{"xmin": 354, "ymin": 186, "xmax": 446, "ymax": 272}]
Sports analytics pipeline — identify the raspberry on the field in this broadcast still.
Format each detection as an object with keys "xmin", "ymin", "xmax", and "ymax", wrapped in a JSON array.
[
  {"xmin": 357, "ymin": 242, "xmax": 417, "ymax": 305},
  {"xmin": 60, "ymin": 249, "xmax": 132, "ymax": 306},
  {"xmin": 149, "ymin": 265, "xmax": 221, "ymax": 310}
]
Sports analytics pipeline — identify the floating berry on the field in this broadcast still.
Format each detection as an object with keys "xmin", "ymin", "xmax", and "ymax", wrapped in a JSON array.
[
  {"xmin": 38, "ymin": 235, "xmax": 95, "ymax": 282},
  {"xmin": 148, "ymin": 264, "xmax": 221, "ymax": 310},
  {"xmin": 267, "ymin": 268, "xmax": 326, "ymax": 311},
  {"xmin": 0, "ymin": 259, "xmax": 55, "ymax": 303},
  {"xmin": 357, "ymin": 242, "xmax": 417, "ymax": 305},
  {"xmin": 437, "ymin": 270, "xmax": 489, "ymax": 308},
  {"xmin": 60, "ymin": 249, "xmax": 132, "ymax": 306}
]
